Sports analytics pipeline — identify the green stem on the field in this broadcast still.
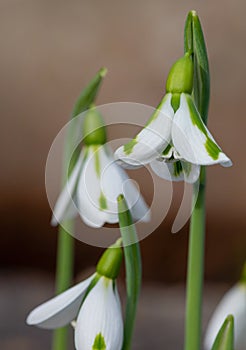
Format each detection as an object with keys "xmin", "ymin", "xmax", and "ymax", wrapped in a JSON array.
[
  {"xmin": 52, "ymin": 222, "xmax": 74, "ymax": 350},
  {"xmin": 118, "ymin": 195, "xmax": 142, "ymax": 350},
  {"xmin": 185, "ymin": 167, "xmax": 206, "ymax": 350}
]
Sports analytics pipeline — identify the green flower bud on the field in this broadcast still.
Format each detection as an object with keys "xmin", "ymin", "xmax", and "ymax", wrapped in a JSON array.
[
  {"xmin": 83, "ymin": 107, "xmax": 107, "ymax": 145},
  {"xmin": 96, "ymin": 239, "xmax": 123, "ymax": 279},
  {"xmin": 166, "ymin": 53, "xmax": 193, "ymax": 94}
]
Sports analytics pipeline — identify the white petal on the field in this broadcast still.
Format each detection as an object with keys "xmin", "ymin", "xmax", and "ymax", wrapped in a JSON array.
[
  {"xmin": 51, "ymin": 153, "xmax": 84, "ymax": 226},
  {"xmin": 122, "ymin": 177, "xmax": 150, "ymax": 222},
  {"xmin": 77, "ymin": 146, "xmax": 109, "ymax": 228},
  {"xmin": 95, "ymin": 147, "xmax": 121, "ymax": 224},
  {"xmin": 26, "ymin": 275, "xmax": 95, "ymax": 329},
  {"xmin": 182, "ymin": 161, "xmax": 200, "ymax": 183},
  {"xmin": 150, "ymin": 159, "xmax": 200, "ymax": 184},
  {"xmin": 77, "ymin": 146, "xmax": 150, "ymax": 226},
  {"xmin": 75, "ymin": 278, "xmax": 123, "ymax": 350},
  {"xmin": 172, "ymin": 94, "xmax": 232, "ymax": 166},
  {"xmin": 101, "ymin": 150, "xmax": 150, "ymax": 223},
  {"xmin": 114, "ymin": 93, "xmax": 174, "ymax": 168},
  {"xmin": 204, "ymin": 283, "xmax": 246, "ymax": 350}
]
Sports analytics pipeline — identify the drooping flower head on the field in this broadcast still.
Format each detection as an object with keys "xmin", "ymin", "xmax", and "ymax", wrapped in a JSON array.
[
  {"xmin": 115, "ymin": 53, "xmax": 232, "ymax": 183},
  {"xmin": 27, "ymin": 239, "xmax": 124, "ymax": 350},
  {"xmin": 52, "ymin": 106, "xmax": 150, "ymax": 227}
]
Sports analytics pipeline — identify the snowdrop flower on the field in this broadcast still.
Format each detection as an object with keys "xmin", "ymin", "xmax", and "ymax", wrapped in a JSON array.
[
  {"xmin": 115, "ymin": 53, "xmax": 232, "ymax": 183},
  {"xmin": 204, "ymin": 264, "xmax": 246, "ymax": 350},
  {"xmin": 52, "ymin": 106, "xmax": 150, "ymax": 227},
  {"xmin": 27, "ymin": 240, "xmax": 124, "ymax": 350}
]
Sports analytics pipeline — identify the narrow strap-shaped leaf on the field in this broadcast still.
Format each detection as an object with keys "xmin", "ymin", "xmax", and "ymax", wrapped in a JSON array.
[
  {"xmin": 52, "ymin": 68, "xmax": 107, "ymax": 350},
  {"xmin": 211, "ymin": 315, "xmax": 234, "ymax": 350},
  {"xmin": 66, "ymin": 67, "xmax": 107, "ymax": 177},
  {"xmin": 184, "ymin": 12, "xmax": 193, "ymax": 55},
  {"xmin": 117, "ymin": 195, "xmax": 142, "ymax": 350},
  {"xmin": 57, "ymin": 66, "xmax": 107, "ymax": 292},
  {"xmin": 184, "ymin": 10, "xmax": 210, "ymax": 123},
  {"xmin": 184, "ymin": 11, "xmax": 210, "ymax": 350}
]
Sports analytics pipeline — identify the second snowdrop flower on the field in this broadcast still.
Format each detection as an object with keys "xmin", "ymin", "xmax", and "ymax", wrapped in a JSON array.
[
  {"xmin": 51, "ymin": 106, "xmax": 150, "ymax": 227},
  {"xmin": 27, "ymin": 239, "xmax": 124, "ymax": 350},
  {"xmin": 115, "ymin": 53, "xmax": 232, "ymax": 183}
]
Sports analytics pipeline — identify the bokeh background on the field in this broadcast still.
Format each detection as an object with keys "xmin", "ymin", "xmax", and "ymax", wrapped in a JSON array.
[{"xmin": 0, "ymin": 0, "xmax": 245, "ymax": 349}]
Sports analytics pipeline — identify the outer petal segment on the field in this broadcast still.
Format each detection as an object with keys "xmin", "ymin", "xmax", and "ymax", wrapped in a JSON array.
[
  {"xmin": 115, "ymin": 94, "xmax": 174, "ymax": 168},
  {"xmin": 172, "ymin": 94, "xmax": 232, "ymax": 166},
  {"xmin": 26, "ymin": 275, "xmax": 94, "ymax": 329},
  {"xmin": 75, "ymin": 277, "xmax": 123, "ymax": 350},
  {"xmin": 51, "ymin": 154, "xmax": 84, "ymax": 226},
  {"xmin": 77, "ymin": 146, "xmax": 109, "ymax": 228}
]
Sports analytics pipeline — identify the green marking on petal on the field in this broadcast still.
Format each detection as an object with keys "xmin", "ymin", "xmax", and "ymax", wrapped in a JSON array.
[
  {"xmin": 162, "ymin": 144, "xmax": 172, "ymax": 156},
  {"xmin": 182, "ymin": 161, "xmax": 192, "ymax": 176},
  {"xmin": 81, "ymin": 274, "xmax": 101, "ymax": 305},
  {"xmin": 83, "ymin": 146, "xmax": 90, "ymax": 162},
  {"xmin": 186, "ymin": 94, "xmax": 207, "ymax": 134},
  {"xmin": 173, "ymin": 161, "xmax": 183, "ymax": 177},
  {"xmin": 92, "ymin": 333, "xmax": 106, "ymax": 350},
  {"xmin": 186, "ymin": 94, "xmax": 221, "ymax": 160},
  {"xmin": 205, "ymin": 138, "xmax": 221, "ymax": 160},
  {"xmin": 99, "ymin": 191, "xmax": 108, "ymax": 210},
  {"xmin": 145, "ymin": 93, "xmax": 170, "ymax": 126},
  {"xmin": 93, "ymin": 146, "xmax": 101, "ymax": 178},
  {"xmin": 123, "ymin": 94, "xmax": 171, "ymax": 155},
  {"xmin": 123, "ymin": 138, "xmax": 138, "ymax": 155},
  {"xmin": 102, "ymin": 276, "xmax": 111, "ymax": 288}
]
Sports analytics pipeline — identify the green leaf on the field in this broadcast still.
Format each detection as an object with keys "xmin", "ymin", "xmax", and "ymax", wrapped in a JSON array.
[
  {"xmin": 117, "ymin": 195, "xmax": 142, "ymax": 350},
  {"xmin": 184, "ymin": 11, "xmax": 209, "ymax": 350},
  {"xmin": 72, "ymin": 67, "xmax": 107, "ymax": 118},
  {"xmin": 211, "ymin": 315, "xmax": 234, "ymax": 350},
  {"xmin": 184, "ymin": 10, "xmax": 210, "ymax": 124},
  {"xmin": 184, "ymin": 11, "xmax": 193, "ymax": 54},
  {"xmin": 65, "ymin": 67, "xmax": 107, "ymax": 177}
]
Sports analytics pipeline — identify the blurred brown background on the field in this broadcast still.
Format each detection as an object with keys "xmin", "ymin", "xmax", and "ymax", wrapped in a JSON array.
[{"xmin": 0, "ymin": 0, "xmax": 245, "ymax": 349}]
